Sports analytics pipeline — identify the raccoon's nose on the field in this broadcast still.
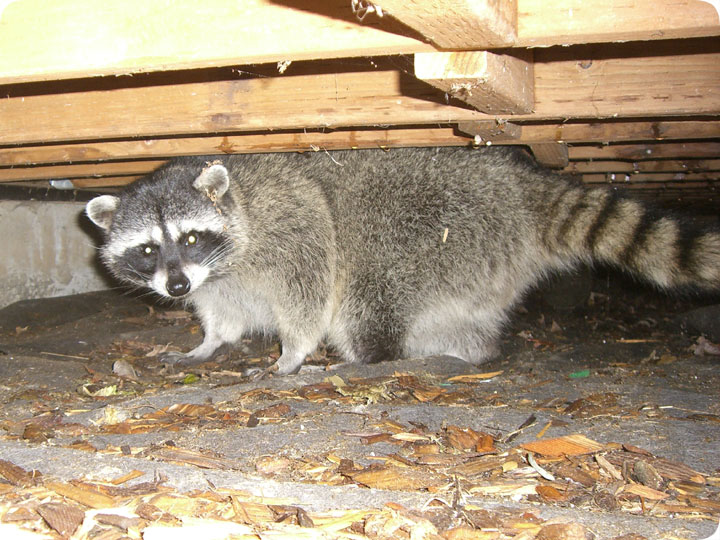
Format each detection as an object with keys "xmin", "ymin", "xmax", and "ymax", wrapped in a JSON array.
[{"xmin": 166, "ymin": 274, "xmax": 191, "ymax": 297}]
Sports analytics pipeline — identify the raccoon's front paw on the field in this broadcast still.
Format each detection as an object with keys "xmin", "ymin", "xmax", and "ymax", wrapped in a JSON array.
[
  {"xmin": 274, "ymin": 352, "xmax": 306, "ymax": 376},
  {"xmin": 245, "ymin": 363, "xmax": 278, "ymax": 381},
  {"xmin": 158, "ymin": 351, "xmax": 206, "ymax": 366}
]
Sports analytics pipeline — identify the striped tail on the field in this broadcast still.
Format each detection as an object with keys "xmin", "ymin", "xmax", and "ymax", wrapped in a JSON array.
[{"xmin": 542, "ymin": 184, "xmax": 720, "ymax": 290}]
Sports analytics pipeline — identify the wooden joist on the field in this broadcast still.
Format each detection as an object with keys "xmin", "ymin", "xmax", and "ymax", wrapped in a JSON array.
[
  {"xmin": 375, "ymin": 0, "xmax": 518, "ymax": 48},
  {"xmin": 0, "ymin": 1, "xmax": 718, "ymax": 84},
  {"xmin": 414, "ymin": 51, "xmax": 534, "ymax": 114},
  {"xmin": 0, "ymin": 1, "xmax": 717, "ymax": 201},
  {"xmin": 2, "ymin": 42, "xmax": 718, "ymax": 146},
  {"xmin": 529, "ymin": 143, "xmax": 569, "ymax": 168},
  {"xmin": 565, "ymin": 160, "xmax": 720, "ymax": 175},
  {"xmin": 5, "ymin": 141, "xmax": 720, "ymax": 186}
]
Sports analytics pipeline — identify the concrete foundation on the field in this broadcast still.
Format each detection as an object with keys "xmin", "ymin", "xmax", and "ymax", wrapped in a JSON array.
[{"xmin": 0, "ymin": 200, "xmax": 109, "ymax": 308}]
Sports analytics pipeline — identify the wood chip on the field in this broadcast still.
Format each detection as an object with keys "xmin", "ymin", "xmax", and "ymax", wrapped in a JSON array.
[
  {"xmin": 108, "ymin": 469, "xmax": 145, "ymax": 485},
  {"xmin": 536, "ymin": 522, "xmax": 594, "ymax": 540},
  {"xmin": 350, "ymin": 465, "xmax": 443, "ymax": 491},
  {"xmin": 622, "ymin": 484, "xmax": 670, "ymax": 500},
  {"xmin": 447, "ymin": 370, "xmax": 504, "ymax": 383},
  {"xmin": 45, "ymin": 481, "xmax": 116, "ymax": 509},
  {"xmin": 150, "ymin": 447, "xmax": 236, "ymax": 470},
  {"xmin": 94, "ymin": 512, "xmax": 141, "ymax": 531},
  {"xmin": 595, "ymin": 454, "xmax": 623, "ymax": 481},
  {"xmin": 0, "ymin": 459, "xmax": 40, "ymax": 487},
  {"xmin": 37, "ymin": 502, "xmax": 85, "ymax": 537},
  {"xmin": 536, "ymin": 485, "xmax": 567, "ymax": 502},
  {"xmin": 521, "ymin": 434, "xmax": 604, "ymax": 457}
]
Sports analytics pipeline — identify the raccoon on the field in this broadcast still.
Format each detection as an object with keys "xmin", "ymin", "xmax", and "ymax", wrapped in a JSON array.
[{"xmin": 86, "ymin": 147, "xmax": 720, "ymax": 375}]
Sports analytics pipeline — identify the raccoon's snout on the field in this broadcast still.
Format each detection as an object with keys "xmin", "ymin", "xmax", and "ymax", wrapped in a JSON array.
[{"xmin": 167, "ymin": 273, "xmax": 191, "ymax": 297}]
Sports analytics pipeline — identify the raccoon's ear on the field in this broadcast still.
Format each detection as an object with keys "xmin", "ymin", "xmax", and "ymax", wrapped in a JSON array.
[
  {"xmin": 193, "ymin": 163, "xmax": 229, "ymax": 199},
  {"xmin": 86, "ymin": 195, "xmax": 120, "ymax": 231}
]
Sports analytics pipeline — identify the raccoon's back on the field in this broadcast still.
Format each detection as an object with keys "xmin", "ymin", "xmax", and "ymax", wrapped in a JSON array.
[{"xmin": 318, "ymin": 147, "xmax": 549, "ymax": 301}]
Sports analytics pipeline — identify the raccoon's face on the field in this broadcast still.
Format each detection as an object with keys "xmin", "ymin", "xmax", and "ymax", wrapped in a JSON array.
[
  {"xmin": 86, "ymin": 161, "xmax": 235, "ymax": 299},
  {"xmin": 107, "ymin": 222, "xmax": 231, "ymax": 298}
]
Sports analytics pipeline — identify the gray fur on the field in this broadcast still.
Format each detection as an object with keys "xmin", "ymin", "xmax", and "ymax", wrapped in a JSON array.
[{"xmin": 86, "ymin": 147, "xmax": 720, "ymax": 374}]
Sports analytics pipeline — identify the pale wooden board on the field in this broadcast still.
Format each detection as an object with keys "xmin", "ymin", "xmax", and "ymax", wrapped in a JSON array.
[
  {"xmin": 2, "ymin": 43, "xmax": 719, "ymax": 146},
  {"xmin": 0, "ymin": 0, "xmax": 434, "ymax": 84},
  {"xmin": 415, "ymin": 50, "xmax": 534, "ymax": 114},
  {"xmin": 518, "ymin": 0, "xmax": 720, "ymax": 47},
  {"xmin": 0, "ymin": 0, "xmax": 718, "ymax": 83},
  {"xmin": 529, "ymin": 143, "xmax": 569, "ymax": 168},
  {"xmin": 376, "ymin": 0, "xmax": 517, "ymax": 48}
]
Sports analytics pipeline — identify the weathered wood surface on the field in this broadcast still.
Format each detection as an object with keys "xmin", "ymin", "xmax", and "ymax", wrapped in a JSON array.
[
  {"xmin": 1, "ymin": 0, "xmax": 717, "ymax": 83},
  {"xmin": 2, "ymin": 43, "xmax": 718, "ymax": 146}
]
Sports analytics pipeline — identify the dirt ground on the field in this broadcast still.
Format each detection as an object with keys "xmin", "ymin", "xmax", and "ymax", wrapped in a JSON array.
[{"xmin": 0, "ymin": 268, "xmax": 719, "ymax": 539}]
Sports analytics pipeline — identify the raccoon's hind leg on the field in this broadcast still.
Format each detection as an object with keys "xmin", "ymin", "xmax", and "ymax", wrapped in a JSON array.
[{"xmin": 404, "ymin": 298, "xmax": 507, "ymax": 365}]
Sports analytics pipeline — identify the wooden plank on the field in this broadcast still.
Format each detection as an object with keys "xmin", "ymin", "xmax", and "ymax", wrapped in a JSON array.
[
  {"xmin": 0, "ymin": 0, "xmax": 434, "ymax": 84},
  {"xmin": 611, "ymin": 182, "xmax": 720, "ymax": 191},
  {"xmin": 375, "ymin": 0, "xmax": 517, "ymax": 48},
  {"xmin": 414, "ymin": 51, "xmax": 533, "ymax": 114},
  {"xmin": 565, "ymin": 159, "xmax": 720, "ymax": 174},
  {"xmin": 0, "ymin": 120, "xmax": 718, "ymax": 169},
  {"xmin": 0, "ymin": 129, "xmax": 473, "ymax": 168},
  {"xmin": 530, "ymin": 143, "xmax": 569, "ymax": 168},
  {"xmin": 0, "ymin": 161, "xmax": 165, "ymax": 183},
  {"xmin": 517, "ymin": 0, "xmax": 720, "ymax": 47},
  {"xmin": 1, "ymin": 42, "xmax": 718, "ymax": 146},
  {"xmin": 71, "ymin": 176, "xmax": 141, "ymax": 188},
  {"xmin": 531, "ymin": 43, "xmax": 720, "ymax": 120},
  {"xmin": 531, "ymin": 120, "xmax": 720, "ymax": 145},
  {"xmin": 569, "ymin": 143, "xmax": 720, "ymax": 160},
  {"xmin": 0, "ymin": 1, "xmax": 717, "ymax": 84},
  {"xmin": 457, "ymin": 121, "xmax": 522, "ymax": 142},
  {"xmin": 582, "ymin": 172, "xmax": 720, "ymax": 184}
]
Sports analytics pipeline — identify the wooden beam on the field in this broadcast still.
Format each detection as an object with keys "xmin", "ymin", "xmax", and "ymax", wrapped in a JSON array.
[
  {"xmin": 71, "ymin": 176, "xmax": 141, "ymax": 188},
  {"xmin": 457, "ymin": 121, "xmax": 522, "ymax": 142},
  {"xmin": 375, "ymin": 0, "xmax": 517, "ymax": 48},
  {"xmin": 518, "ymin": 0, "xmax": 720, "ymax": 47},
  {"xmin": 582, "ymin": 172, "xmax": 720, "ymax": 184},
  {"xmin": 0, "ymin": 129, "xmax": 473, "ymax": 169},
  {"xmin": 569, "ymin": 142, "xmax": 720, "ymax": 160},
  {"xmin": 1, "ymin": 42, "xmax": 718, "ymax": 146},
  {"xmin": 0, "ymin": 161, "xmax": 165, "ymax": 183},
  {"xmin": 414, "ymin": 51, "xmax": 533, "ymax": 114},
  {"xmin": 0, "ymin": 1, "xmax": 718, "ymax": 84},
  {"xmin": 530, "ymin": 143, "xmax": 569, "ymax": 168},
  {"xmin": 0, "ymin": 120, "xmax": 718, "ymax": 169},
  {"xmin": 531, "ymin": 120, "xmax": 720, "ymax": 144},
  {"xmin": 0, "ymin": 0, "xmax": 435, "ymax": 84},
  {"xmin": 620, "ymin": 183, "xmax": 720, "ymax": 191},
  {"xmin": 565, "ymin": 159, "xmax": 720, "ymax": 174}
]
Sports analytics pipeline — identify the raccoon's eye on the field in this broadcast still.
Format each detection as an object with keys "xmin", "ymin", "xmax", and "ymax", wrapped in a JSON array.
[
  {"xmin": 141, "ymin": 245, "xmax": 154, "ymax": 256},
  {"xmin": 185, "ymin": 231, "xmax": 199, "ymax": 247}
]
